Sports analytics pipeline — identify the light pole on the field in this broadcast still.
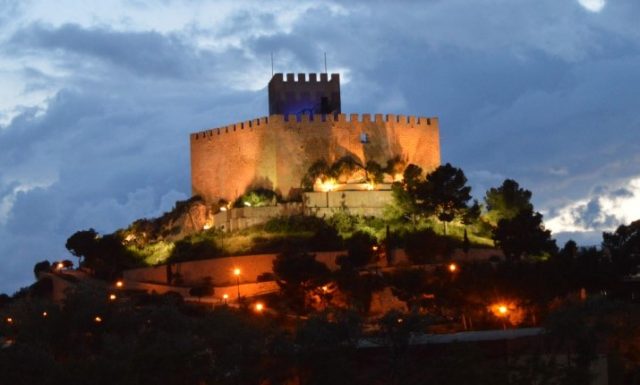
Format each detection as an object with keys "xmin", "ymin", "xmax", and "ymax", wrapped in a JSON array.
[{"xmin": 234, "ymin": 268, "xmax": 241, "ymax": 299}]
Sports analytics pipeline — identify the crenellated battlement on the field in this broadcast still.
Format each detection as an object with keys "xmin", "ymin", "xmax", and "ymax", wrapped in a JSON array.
[
  {"xmin": 191, "ymin": 114, "xmax": 437, "ymax": 139},
  {"xmin": 271, "ymin": 73, "xmax": 340, "ymax": 83}
]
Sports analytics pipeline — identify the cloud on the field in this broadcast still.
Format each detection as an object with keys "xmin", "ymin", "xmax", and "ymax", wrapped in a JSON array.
[
  {"xmin": 9, "ymin": 23, "xmax": 206, "ymax": 79},
  {"xmin": 546, "ymin": 177, "xmax": 640, "ymax": 235},
  {"xmin": 578, "ymin": 0, "xmax": 606, "ymax": 13}
]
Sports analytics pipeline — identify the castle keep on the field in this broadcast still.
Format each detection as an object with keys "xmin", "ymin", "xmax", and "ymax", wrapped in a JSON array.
[{"xmin": 190, "ymin": 73, "xmax": 440, "ymax": 204}]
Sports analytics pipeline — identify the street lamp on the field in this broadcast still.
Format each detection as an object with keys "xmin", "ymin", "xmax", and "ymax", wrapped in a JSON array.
[
  {"xmin": 448, "ymin": 263, "xmax": 458, "ymax": 273},
  {"xmin": 222, "ymin": 293, "xmax": 229, "ymax": 304},
  {"xmin": 254, "ymin": 302, "xmax": 264, "ymax": 313},
  {"xmin": 115, "ymin": 280, "xmax": 124, "ymax": 288},
  {"xmin": 234, "ymin": 268, "xmax": 241, "ymax": 299},
  {"xmin": 491, "ymin": 303, "xmax": 510, "ymax": 330}
]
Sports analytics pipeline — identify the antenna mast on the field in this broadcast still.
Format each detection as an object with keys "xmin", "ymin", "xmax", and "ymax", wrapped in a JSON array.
[{"xmin": 324, "ymin": 52, "xmax": 327, "ymax": 73}]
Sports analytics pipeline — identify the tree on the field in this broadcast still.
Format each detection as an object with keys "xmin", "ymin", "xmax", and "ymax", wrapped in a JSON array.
[
  {"xmin": 492, "ymin": 208, "xmax": 557, "ymax": 261},
  {"xmin": 170, "ymin": 238, "xmax": 221, "ymax": 263},
  {"xmin": 420, "ymin": 163, "xmax": 472, "ymax": 234},
  {"xmin": 33, "ymin": 260, "xmax": 51, "ymax": 278},
  {"xmin": 273, "ymin": 249, "xmax": 330, "ymax": 311},
  {"xmin": 365, "ymin": 160, "xmax": 384, "ymax": 183},
  {"xmin": 336, "ymin": 231, "xmax": 377, "ymax": 270},
  {"xmin": 329, "ymin": 155, "xmax": 363, "ymax": 182},
  {"xmin": 386, "ymin": 164, "xmax": 423, "ymax": 226},
  {"xmin": 462, "ymin": 199, "xmax": 481, "ymax": 226},
  {"xmin": 602, "ymin": 219, "xmax": 640, "ymax": 277},
  {"xmin": 463, "ymin": 228, "xmax": 470, "ymax": 256},
  {"xmin": 484, "ymin": 179, "xmax": 533, "ymax": 226},
  {"xmin": 65, "ymin": 228, "xmax": 99, "ymax": 266},
  {"xmin": 302, "ymin": 159, "xmax": 331, "ymax": 190}
]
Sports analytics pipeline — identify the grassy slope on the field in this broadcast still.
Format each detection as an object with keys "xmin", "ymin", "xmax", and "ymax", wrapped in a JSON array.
[{"xmin": 128, "ymin": 215, "xmax": 495, "ymax": 267}]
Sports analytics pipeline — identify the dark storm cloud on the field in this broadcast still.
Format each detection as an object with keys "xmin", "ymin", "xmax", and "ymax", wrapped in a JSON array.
[{"xmin": 9, "ymin": 23, "xmax": 206, "ymax": 79}]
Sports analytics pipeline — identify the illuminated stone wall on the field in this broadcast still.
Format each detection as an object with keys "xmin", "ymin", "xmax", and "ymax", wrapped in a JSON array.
[
  {"xmin": 190, "ymin": 113, "xmax": 440, "ymax": 203},
  {"xmin": 123, "ymin": 248, "xmax": 503, "ymax": 287}
]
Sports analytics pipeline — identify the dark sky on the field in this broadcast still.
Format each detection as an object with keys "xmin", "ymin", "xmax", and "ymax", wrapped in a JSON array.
[{"xmin": 1, "ymin": 0, "xmax": 639, "ymax": 294}]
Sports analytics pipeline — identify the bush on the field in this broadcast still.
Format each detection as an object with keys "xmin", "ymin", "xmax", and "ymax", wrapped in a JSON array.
[
  {"xmin": 169, "ymin": 239, "xmax": 221, "ymax": 263},
  {"xmin": 264, "ymin": 215, "xmax": 328, "ymax": 233},
  {"xmin": 234, "ymin": 188, "xmax": 279, "ymax": 208}
]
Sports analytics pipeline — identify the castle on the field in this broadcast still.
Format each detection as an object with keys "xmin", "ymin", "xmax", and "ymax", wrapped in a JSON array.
[{"xmin": 190, "ymin": 73, "xmax": 441, "ymax": 208}]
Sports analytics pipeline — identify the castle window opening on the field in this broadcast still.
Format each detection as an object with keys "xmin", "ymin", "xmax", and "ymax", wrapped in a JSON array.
[{"xmin": 360, "ymin": 132, "xmax": 369, "ymax": 144}]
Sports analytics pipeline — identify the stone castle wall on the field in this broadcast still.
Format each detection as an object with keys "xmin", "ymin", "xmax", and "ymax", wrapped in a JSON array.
[{"xmin": 190, "ymin": 113, "xmax": 440, "ymax": 202}]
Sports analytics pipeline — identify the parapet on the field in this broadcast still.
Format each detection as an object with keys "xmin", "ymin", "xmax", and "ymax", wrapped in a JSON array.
[
  {"xmin": 190, "ymin": 114, "xmax": 438, "ymax": 140},
  {"xmin": 268, "ymin": 73, "xmax": 341, "ymax": 115},
  {"xmin": 270, "ymin": 73, "xmax": 340, "ymax": 83}
]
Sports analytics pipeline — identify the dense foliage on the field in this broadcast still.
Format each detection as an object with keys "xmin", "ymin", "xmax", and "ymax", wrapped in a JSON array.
[{"xmin": 2, "ymin": 281, "xmax": 640, "ymax": 384}]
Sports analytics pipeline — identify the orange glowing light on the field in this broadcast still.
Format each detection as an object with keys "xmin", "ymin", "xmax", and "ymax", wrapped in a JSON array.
[
  {"xmin": 42, "ymin": 311, "xmax": 48, "ymax": 317},
  {"xmin": 448, "ymin": 263, "xmax": 457, "ymax": 272},
  {"xmin": 372, "ymin": 245, "xmax": 379, "ymax": 251},
  {"xmin": 94, "ymin": 316, "xmax": 102, "ymax": 323},
  {"xmin": 316, "ymin": 178, "xmax": 337, "ymax": 192},
  {"xmin": 115, "ymin": 280, "xmax": 124, "ymax": 288},
  {"xmin": 6, "ymin": 317, "xmax": 13, "ymax": 324},
  {"xmin": 255, "ymin": 303, "xmax": 264, "ymax": 313},
  {"xmin": 223, "ymin": 293, "xmax": 229, "ymax": 300},
  {"xmin": 109, "ymin": 294, "xmax": 117, "ymax": 301},
  {"xmin": 498, "ymin": 305, "xmax": 508, "ymax": 315},
  {"xmin": 56, "ymin": 262, "xmax": 64, "ymax": 270},
  {"xmin": 233, "ymin": 268, "xmax": 241, "ymax": 276}
]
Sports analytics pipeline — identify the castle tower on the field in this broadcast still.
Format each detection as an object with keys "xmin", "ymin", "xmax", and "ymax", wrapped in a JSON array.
[{"xmin": 268, "ymin": 73, "xmax": 341, "ymax": 115}]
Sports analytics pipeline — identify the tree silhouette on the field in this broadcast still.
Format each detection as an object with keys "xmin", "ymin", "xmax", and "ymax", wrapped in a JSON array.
[
  {"xmin": 484, "ymin": 179, "xmax": 533, "ymax": 226},
  {"xmin": 273, "ymin": 249, "xmax": 330, "ymax": 312},
  {"xmin": 602, "ymin": 219, "xmax": 640, "ymax": 277},
  {"xmin": 420, "ymin": 163, "xmax": 472, "ymax": 234},
  {"xmin": 492, "ymin": 208, "xmax": 557, "ymax": 261},
  {"xmin": 65, "ymin": 228, "xmax": 99, "ymax": 267}
]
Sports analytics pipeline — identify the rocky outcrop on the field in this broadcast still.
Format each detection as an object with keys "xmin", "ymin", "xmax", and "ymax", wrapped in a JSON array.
[{"xmin": 121, "ymin": 196, "xmax": 215, "ymax": 245}]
